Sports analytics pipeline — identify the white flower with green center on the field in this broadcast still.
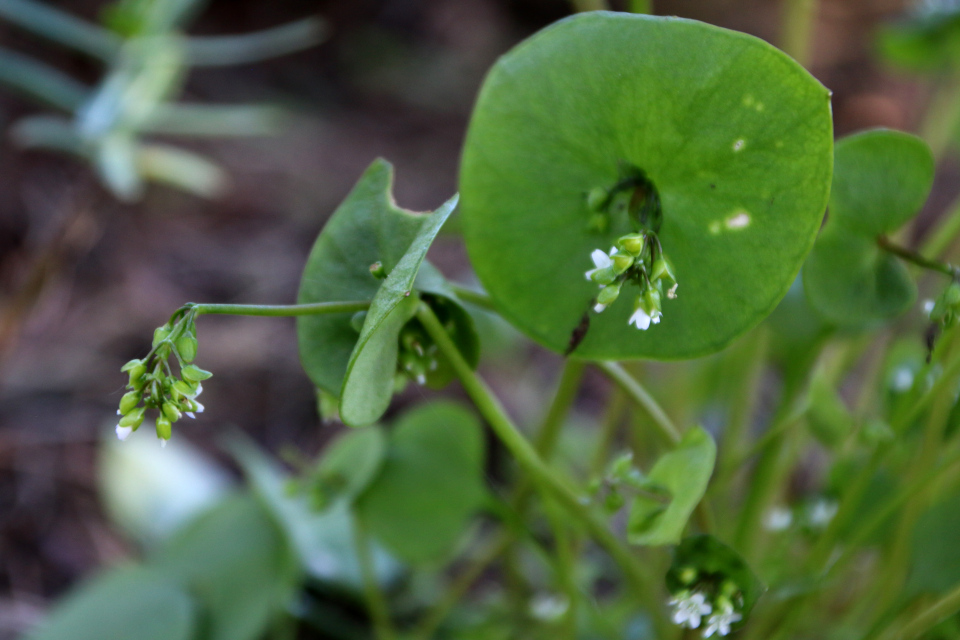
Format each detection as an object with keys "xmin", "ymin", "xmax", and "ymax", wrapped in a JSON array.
[
  {"xmin": 669, "ymin": 591, "xmax": 712, "ymax": 629},
  {"xmin": 702, "ymin": 602, "xmax": 742, "ymax": 637},
  {"xmin": 584, "ymin": 247, "xmax": 616, "ymax": 281}
]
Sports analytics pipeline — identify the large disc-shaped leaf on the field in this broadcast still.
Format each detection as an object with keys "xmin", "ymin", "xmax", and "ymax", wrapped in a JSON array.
[
  {"xmin": 152, "ymin": 494, "xmax": 300, "ymax": 640},
  {"xmin": 354, "ymin": 402, "xmax": 487, "ymax": 564},
  {"xmin": 628, "ymin": 426, "xmax": 716, "ymax": 546},
  {"xmin": 803, "ymin": 222, "xmax": 916, "ymax": 327},
  {"xmin": 296, "ymin": 159, "xmax": 430, "ymax": 396},
  {"xmin": 830, "ymin": 129, "xmax": 934, "ymax": 237},
  {"xmin": 339, "ymin": 193, "xmax": 458, "ymax": 426},
  {"xmin": 24, "ymin": 566, "xmax": 196, "ymax": 640},
  {"xmin": 459, "ymin": 12, "xmax": 833, "ymax": 360}
]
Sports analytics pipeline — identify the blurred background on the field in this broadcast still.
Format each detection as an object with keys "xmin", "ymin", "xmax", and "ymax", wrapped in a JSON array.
[{"xmin": 0, "ymin": 0, "xmax": 951, "ymax": 637}]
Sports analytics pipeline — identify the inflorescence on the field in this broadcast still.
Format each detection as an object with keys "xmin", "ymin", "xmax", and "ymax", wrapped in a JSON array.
[
  {"xmin": 115, "ymin": 305, "xmax": 211, "ymax": 446},
  {"xmin": 668, "ymin": 569, "xmax": 744, "ymax": 638}
]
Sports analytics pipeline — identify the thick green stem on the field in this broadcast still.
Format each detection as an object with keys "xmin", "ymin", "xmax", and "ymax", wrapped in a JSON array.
[
  {"xmin": 780, "ymin": 0, "xmax": 818, "ymax": 68},
  {"xmin": 352, "ymin": 513, "xmax": 395, "ymax": 640},
  {"xmin": 190, "ymin": 301, "xmax": 370, "ymax": 317},
  {"xmin": 416, "ymin": 303, "xmax": 656, "ymax": 614},
  {"xmin": 596, "ymin": 361, "xmax": 681, "ymax": 445}
]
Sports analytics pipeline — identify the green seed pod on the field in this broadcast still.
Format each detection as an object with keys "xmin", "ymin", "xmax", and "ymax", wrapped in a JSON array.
[
  {"xmin": 589, "ymin": 265, "xmax": 617, "ymax": 286},
  {"xmin": 369, "ymin": 261, "xmax": 387, "ymax": 279},
  {"xmin": 118, "ymin": 407, "xmax": 145, "ymax": 429},
  {"xmin": 162, "ymin": 401, "xmax": 181, "ymax": 423},
  {"xmin": 126, "ymin": 363, "xmax": 147, "ymax": 386},
  {"xmin": 120, "ymin": 359, "xmax": 143, "ymax": 372},
  {"xmin": 618, "ymin": 233, "xmax": 646, "ymax": 256},
  {"xmin": 181, "ymin": 364, "xmax": 213, "ymax": 382},
  {"xmin": 597, "ymin": 282, "xmax": 621, "ymax": 306},
  {"xmin": 611, "ymin": 252, "xmax": 634, "ymax": 274},
  {"xmin": 152, "ymin": 325, "xmax": 172, "ymax": 347},
  {"xmin": 118, "ymin": 390, "xmax": 140, "ymax": 415},
  {"xmin": 176, "ymin": 333, "xmax": 198, "ymax": 363},
  {"xmin": 156, "ymin": 416, "xmax": 172, "ymax": 441}
]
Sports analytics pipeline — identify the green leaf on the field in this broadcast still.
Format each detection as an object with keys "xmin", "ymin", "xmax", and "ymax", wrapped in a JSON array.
[
  {"xmin": 339, "ymin": 193, "xmax": 459, "ymax": 426},
  {"xmin": 151, "ymin": 494, "xmax": 300, "ymax": 640},
  {"xmin": 667, "ymin": 535, "xmax": 765, "ymax": 625},
  {"xmin": 877, "ymin": 8, "xmax": 960, "ymax": 72},
  {"xmin": 315, "ymin": 426, "xmax": 388, "ymax": 503},
  {"xmin": 908, "ymin": 488, "xmax": 960, "ymax": 596},
  {"xmin": 830, "ymin": 129, "xmax": 934, "ymax": 237},
  {"xmin": 803, "ymin": 222, "xmax": 917, "ymax": 327},
  {"xmin": 355, "ymin": 401, "xmax": 487, "ymax": 564},
  {"xmin": 628, "ymin": 426, "xmax": 716, "ymax": 546},
  {"xmin": 227, "ymin": 435, "xmax": 401, "ymax": 591},
  {"xmin": 459, "ymin": 12, "xmax": 833, "ymax": 360},
  {"xmin": 24, "ymin": 566, "xmax": 196, "ymax": 640}
]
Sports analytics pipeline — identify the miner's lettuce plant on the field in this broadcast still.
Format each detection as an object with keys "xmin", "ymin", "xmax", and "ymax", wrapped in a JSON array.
[{"xmin": 24, "ymin": 8, "xmax": 960, "ymax": 640}]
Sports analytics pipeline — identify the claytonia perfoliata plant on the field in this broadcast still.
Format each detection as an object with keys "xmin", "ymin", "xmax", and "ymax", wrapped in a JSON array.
[
  {"xmin": 115, "ymin": 306, "xmax": 211, "ymax": 445},
  {"xmin": 667, "ymin": 566, "xmax": 747, "ymax": 637}
]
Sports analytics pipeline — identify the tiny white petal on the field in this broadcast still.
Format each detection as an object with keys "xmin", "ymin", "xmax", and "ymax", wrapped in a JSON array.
[
  {"xmin": 591, "ymin": 249, "xmax": 613, "ymax": 269},
  {"xmin": 924, "ymin": 299, "xmax": 935, "ymax": 315},
  {"xmin": 194, "ymin": 384, "xmax": 203, "ymax": 397},
  {"xmin": 193, "ymin": 402, "xmax": 204, "ymax": 414},
  {"xmin": 594, "ymin": 302, "xmax": 607, "ymax": 313},
  {"xmin": 186, "ymin": 412, "xmax": 196, "ymax": 419},
  {"xmin": 116, "ymin": 425, "xmax": 133, "ymax": 441},
  {"xmin": 160, "ymin": 439, "xmax": 168, "ymax": 448},
  {"xmin": 117, "ymin": 409, "xmax": 122, "ymax": 415},
  {"xmin": 629, "ymin": 307, "xmax": 652, "ymax": 330},
  {"xmin": 416, "ymin": 374, "xmax": 426, "ymax": 385}
]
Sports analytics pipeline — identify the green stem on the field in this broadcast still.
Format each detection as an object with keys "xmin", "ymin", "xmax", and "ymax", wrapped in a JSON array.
[
  {"xmin": 0, "ymin": 0, "xmax": 119, "ymax": 61},
  {"xmin": 780, "ymin": 0, "xmax": 818, "ymax": 68},
  {"xmin": 448, "ymin": 284, "xmax": 496, "ymax": 311},
  {"xmin": 596, "ymin": 361, "xmax": 682, "ymax": 445},
  {"xmin": 878, "ymin": 581, "xmax": 960, "ymax": 640},
  {"xmin": 534, "ymin": 360, "xmax": 586, "ymax": 455},
  {"xmin": 878, "ymin": 236, "xmax": 959, "ymax": 279},
  {"xmin": 920, "ymin": 71, "xmax": 960, "ymax": 162},
  {"xmin": 921, "ymin": 192, "xmax": 960, "ymax": 260},
  {"xmin": 190, "ymin": 301, "xmax": 370, "ymax": 317},
  {"xmin": 352, "ymin": 513, "xmax": 395, "ymax": 640},
  {"xmin": 416, "ymin": 303, "xmax": 657, "ymax": 617}
]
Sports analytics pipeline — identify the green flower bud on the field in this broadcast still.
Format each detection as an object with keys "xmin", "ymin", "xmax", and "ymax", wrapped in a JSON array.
[
  {"xmin": 651, "ymin": 253, "xmax": 677, "ymax": 286},
  {"xmin": 162, "ymin": 401, "xmax": 181, "ymax": 423},
  {"xmin": 156, "ymin": 416, "xmax": 172, "ymax": 442},
  {"xmin": 152, "ymin": 325, "xmax": 172, "ymax": 347},
  {"xmin": 597, "ymin": 282, "xmax": 621, "ymax": 306},
  {"xmin": 181, "ymin": 365, "xmax": 213, "ymax": 382},
  {"xmin": 120, "ymin": 359, "xmax": 143, "ymax": 373},
  {"xmin": 611, "ymin": 252, "xmax": 634, "ymax": 274},
  {"xmin": 127, "ymin": 363, "xmax": 147, "ymax": 387},
  {"xmin": 118, "ymin": 406, "xmax": 145, "ymax": 429},
  {"xmin": 618, "ymin": 233, "xmax": 646, "ymax": 256},
  {"xmin": 176, "ymin": 333, "xmax": 198, "ymax": 363},
  {"xmin": 586, "ymin": 187, "xmax": 608, "ymax": 211},
  {"xmin": 590, "ymin": 265, "xmax": 617, "ymax": 286},
  {"xmin": 678, "ymin": 566, "xmax": 698, "ymax": 586},
  {"xmin": 350, "ymin": 311, "xmax": 367, "ymax": 333},
  {"xmin": 642, "ymin": 286, "xmax": 662, "ymax": 316},
  {"xmin": 369, "ymin": 261, "xmax": 387, "ymax": 279},
  {"xmin": 119, "ymin": 390, "xmax": 141, "ymax": 415}
]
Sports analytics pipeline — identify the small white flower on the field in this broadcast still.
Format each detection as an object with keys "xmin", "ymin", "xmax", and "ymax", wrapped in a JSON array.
[
  {"xmin": 924, "ymin": 299, "xmax": 935, "ymax": 316},
  {"xmin": 116, "ymin": 424, "xmax": 133, "ymax": 441},
  {"xmin": 891, "ymin": 368, "xmax": 914, "ymax": 392},
  {"xmin": 702, "ymin": 602, "xmax": 741, "ymax": 637},
  {"xmin": 594, "ymin": 302, "xmax": 608, "ymax": 313},
  {"xmin": 629, "ymin": 307, "xmax": 652, "ymax": 330},
  {"xmin": 160, "ymin": 439, "xmax": 168, "ymax": 448},
  {"xmin": 529, "ymin": 594, "xmax": 569, "ymax": 621},
  {"xmin": 808, "ymin": 499, "xmax": 838, "ymax": 528},
  {"xmin": 669, "ymin": 591, "xmax": 712, "ymax": 629},
  {"xmin": 764, "ymin": 506, "xmax": 793, "ymax": 531},
  {"xmin": 584, "ymin": 247, "xmax": 616, "ymax": 281},
  {"xmin": 192, "ymin": 383, "xmax": 203, "ymax": 398}
]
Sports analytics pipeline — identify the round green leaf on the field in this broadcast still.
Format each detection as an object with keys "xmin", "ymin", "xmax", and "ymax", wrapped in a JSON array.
[
  {"xmin": 803, "ymin": 222, "xmax": 917, "ymax": 327},
  {"xmin": 25, "ymin": 566, "xmax": 196, "ymax": 640},
  {"xmin": 459, "ymin": 12, "xmax": 833, "ymax": 360},
  {"xmin": 354, "ymin": 401, "xmax": 487, "ymax": 564},
  {"xmin": 830, "ymin": 129, "xmax": 934, "ymax": 237},
  {"xmin": 152, "ymin": 494, "xmax": 300, "ymax": 640},
  {"xmin": 878, "ymin": 8, "xmax": 960, "ymax": 72},
  {"xmin": 316, "ymin": 426, "xmax": 388, "ymax": 503}
]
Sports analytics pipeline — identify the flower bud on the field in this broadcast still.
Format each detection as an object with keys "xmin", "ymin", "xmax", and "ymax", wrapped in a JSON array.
[
  {"xmin": 176, "ymin": 333, "xmax": 198, "ymax": 363},
  {"xmin": 156, "ymin": 416, "xmax": 172, "ymax": 442},
  {"xmin": 651, "ymin": 253, "xmax": 677, "ymax": 286},
  {"xmin": 618, "ymin": 233, "xmax": 645, "ymax": 256},
  {"xmin": 153, "ymin": 325, "xmax": 172, "ymax": 347},
  {"xmin": 586, "ymin": 187, "xmax": 608, "ymax": 211},
  {"xmin": 119, "ymin": 390, "xmax": 140, "ymax": 415},
  {"xmin": 369, "ymin": 261, "xmax": 387, "ymax": 279},
  {"xmin": 597, "ymin": 282, "xmax": 621, "ymax": 307},
  {"xmin": 181, "ymin": 364, "xmax": 213, "ymax": 382},
  {"xmin": 678, "ymin": 566, "xmax": 698, "ymax": 586},
  {"xmin": 589, "ymin": 265, "xmax": 617, "ymax": 286},
  {"xmin": 120, "ymin": 359, "xmax": 143, "ymax": 373},
  {"xmin": 611, "ymin": 252, "xmax": 634, "ymax": 274},
  {"xmin": 127, "ymin": 363, "xmax": 147, "ymax": 387},
  {"xmin": 162, "ymin": 401, "xmax": 181, "ymax": 423},
  {"xmin": 118, "ymin": 406, "xmax": 145, "ymax": 428},
  {"xmin": 643, "ymin": 286, "xmax": 662, "ymax": 315}
]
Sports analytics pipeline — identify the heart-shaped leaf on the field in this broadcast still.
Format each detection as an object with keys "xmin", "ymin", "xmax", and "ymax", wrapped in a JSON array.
[
  {"xmin": 339, "ymin": 192, "xmax": 458, "ymax": 426},
  {"xmin": 459, "ymin": 12, "xmax": 833, "ymax": 359},
  {"xmin": 354, "ymin": 401, "xmax": 487, "ymax": 564},
  {"xmin": 829, "ymin": 129, "xmax": 934, "ymax": 237},
  {"xmin": 628, "ymin": 425, "xmax": 716, "ymax": 546}
]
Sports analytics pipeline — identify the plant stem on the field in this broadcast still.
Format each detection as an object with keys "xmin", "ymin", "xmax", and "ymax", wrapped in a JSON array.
[
  {"xmin": 877, "ymin": 581, "xmax": 960, "ymax": 640},
  {"xmin": 920, "ymin": 70, "xmax": 960, "ymax": 162},
  {"xmin": 352, "ymin": 513, "xmax": 395, "ymax": 640},
  {"xmin": 416, "ymin": 303, "xmax": 657, "ymax": 618},
  {"xmin": 190, "ymin": 301, "xmax": 370, "ymax": 317},
  {"xmin": 878, "ymin": 236, "xmax": 959, "ymax": 279},
  {"xmin": 780, "ymin": 0, "xmax": 818, "ymax": 68},
  {"xmin": 534, "ymin": 360, "xmax": 586, "ymax": 455},
  {"xmin": 596, "ymin": 361, "xmax": 682, "ymax": 446},
  {"xmin": 448, "ymin": 284, "xmax": 496, "ymax": 311}
]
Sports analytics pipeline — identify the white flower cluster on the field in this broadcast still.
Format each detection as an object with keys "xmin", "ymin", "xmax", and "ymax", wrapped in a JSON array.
[
  {"xmin": 668, "ymin": 590, "xmax": 743, "ymax": 638},
  {"xmin": 584, "ymin": 232, "xmax": 677, "ymax": 330}
]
